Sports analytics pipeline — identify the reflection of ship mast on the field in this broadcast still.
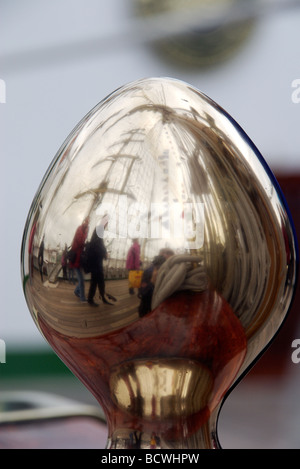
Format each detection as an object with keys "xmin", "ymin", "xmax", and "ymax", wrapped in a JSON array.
[
  {"xmin": 71, "ymin": 100, "xmax": 207, "ymax": 259},
  {"xmin": 69, "ymin": 128, "xmax": 145, "ymax": 220}
]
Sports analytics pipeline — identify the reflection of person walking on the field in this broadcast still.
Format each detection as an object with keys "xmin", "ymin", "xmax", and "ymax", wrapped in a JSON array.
[
  {"xmin": 138, "ymin": 255, "xmax": 166, "ymax": 317},
  {"xmin": 61, "ymin": 244, "xmax": 68, "ymax": 280},
  {"xmin": 87, "ymin": 227, "xmax": 112, "ymax": 306},
  {"xmin": 126, "ymin": 239, "xmax": 140, "ymax": 295},
  {"xmin": 70, "ymin": 217, "xmax": 89, "ymax": 302},
  {"xmin": 38, "ymin": 236, "xmax": 45, "ymax": 282}
]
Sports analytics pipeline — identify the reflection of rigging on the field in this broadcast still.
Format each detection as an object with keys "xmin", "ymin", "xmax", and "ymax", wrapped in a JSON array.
[
  {"xmin": 67, "ymin": 130, "xmax": 146, "ymax": 219},
  {"xmin": 66, "ymin": 126, "xmax": 154, "ymax": 268},
  {"xmin": 64, "ymin": 100, "xmax": 217, "ymax": 267}
]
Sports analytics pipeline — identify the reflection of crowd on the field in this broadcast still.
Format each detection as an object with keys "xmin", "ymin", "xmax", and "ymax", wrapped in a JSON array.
[
  {"xmin": 127, "ymin": 431, "xmax": 160, "ymax": 449},
  {"xmin": 46, "ymin": 217, "xmax": 177, "ymax": 316},
  {"xmin": 68, "ymin": 216, "xmax": 114, "ymax": 307}
]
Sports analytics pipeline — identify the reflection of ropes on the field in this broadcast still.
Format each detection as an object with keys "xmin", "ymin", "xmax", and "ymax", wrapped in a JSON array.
[{"xmin": 151, "ymin": 254, "xmax": 208, "ymax": 310}]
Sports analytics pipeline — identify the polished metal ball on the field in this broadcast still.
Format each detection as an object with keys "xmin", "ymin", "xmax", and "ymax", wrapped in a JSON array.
[{"xmin": 21, "ymin": 77, "xmax": 297, "ymax": 449}]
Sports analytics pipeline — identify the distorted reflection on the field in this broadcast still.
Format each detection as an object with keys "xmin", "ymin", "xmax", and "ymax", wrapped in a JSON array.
[
  {"xmin": 61, "ymin": 244, "xmax": 68, "ymax": 281},
  {"xmin": 21, "ymin": 77, "xmax": 297, "ymax": 449},
  {"xmin": 126, "ymin": 238, "xmax": 141, "ymax": 295},
  {"xmin": 69, "ymin": 216, "xmax": 89, "ymax": 302},
  {"xmin": 110, "ymin": 358, "xmax": 213, "ymax": 419},
  {"xmin": 138, "ymin": 248, "xmax": 174, "ymax": 317},
  {"xmin": 22, "ymin": 77, "xmax": 296, "ymax": 361},
  {"xmin": 38, "ymin": 235, "xmax": 45, "ymax": 283},
  {"xmin": 86, "ymin": 219, "xmax": 114, "ymax": 306}
]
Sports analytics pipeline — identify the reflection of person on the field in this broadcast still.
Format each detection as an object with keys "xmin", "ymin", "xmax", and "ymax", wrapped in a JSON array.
[
  {"xmin": 129, "ymin": 431, "xmax": 142, "ymax": 449},
  {"xmin": 61, "ymin": 244, "xmax": 68, "ymax": 280},
  {"xmin": 158, "ymin": 248, "xmax": 175, "ymax": 260},
  {"xmin": 126, "ymin": 239, "xmax": 141, "ymax": 295},
  {"xmin": 70, "ymin": 217, "xmax": 89, "ymax": 302},
  {"xmin": 138, "ymin": 249, "xmax": 175, "ymax": 317},
  {"xmin": 28, "ymin": 221, "xmax": 37, "ymax": 284},
  {"xmin": 68, "ymin": 265, "xmax": 76, "ymax": 284},
  {"xmin": 87, "ymin": 226, "xmax": 112, "ymax": 307},
  {"xmin": 67, "ymin": 248, "xmax": 76, "ymax": 284},
  {"xmin": 38, "ymin": 236, "xmax": 45, "ymax": 282},
  {"xmin": 150, "ymin": 432, "xmax": 159, "ymax": 449}
]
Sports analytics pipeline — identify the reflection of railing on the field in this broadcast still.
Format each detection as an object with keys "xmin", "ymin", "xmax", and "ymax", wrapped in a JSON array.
[
  {"xmin": 104, "ymin": 264, "xmax": 128, "ymax": 281},
  {"xmin": 33, "ymin": 256, "xmax": 149, "ymax": 282},
  {"xmin": 36, "ymin": 261, "xmax": 131, "ymax": 282},
  {"xmin": 48, "ymin": 264, "xmax": 62, "ymax": 283},
  {"xmin": 33, "ymin": 257, "xmax": 146, "ymax": 282}
]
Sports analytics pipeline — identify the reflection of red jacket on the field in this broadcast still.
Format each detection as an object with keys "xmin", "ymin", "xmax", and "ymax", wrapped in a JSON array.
[
  {"xmin": 70, "ymin": 223, "xmax": 88, "ymax": 269},
  {"xmin": 28, "ymin": 221, "xmax": 37, "ymax": 254}
]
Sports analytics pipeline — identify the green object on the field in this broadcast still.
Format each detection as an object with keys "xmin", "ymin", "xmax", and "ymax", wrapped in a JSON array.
[{"xmin": 0, "ymin": 349, "xmax": 71, "ymax": 379}]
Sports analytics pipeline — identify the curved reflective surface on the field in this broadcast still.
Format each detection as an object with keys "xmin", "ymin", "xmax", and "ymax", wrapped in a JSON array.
[{"xmin": 21, "ymin": 77, "xmax": 297, "ymax": 449}]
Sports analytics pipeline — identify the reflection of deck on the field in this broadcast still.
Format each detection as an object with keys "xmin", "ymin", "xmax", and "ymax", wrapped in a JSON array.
[{"xmin": 28, "ymin": 274, "xmax": 140, "ymax": 338}]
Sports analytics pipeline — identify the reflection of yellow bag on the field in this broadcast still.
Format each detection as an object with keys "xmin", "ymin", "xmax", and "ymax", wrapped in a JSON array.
[{"xmin": 128, "ymin": 270, "xmax": 143, "ymax": 289}]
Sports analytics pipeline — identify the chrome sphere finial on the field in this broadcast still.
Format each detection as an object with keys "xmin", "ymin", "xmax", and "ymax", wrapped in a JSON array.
[{"xmin": 21, "ymin": 77, "xmax": 297, "ymax": 449}]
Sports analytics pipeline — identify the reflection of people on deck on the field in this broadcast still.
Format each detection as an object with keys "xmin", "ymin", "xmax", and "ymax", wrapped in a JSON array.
[
  {"xmin": 138, "ymin": 248, "xmax": 174, "ymax": 318},
  {"xmin": 126, "ymin": 238, "xmax": 141, "ymax": 295},
  {"xmin": 68, "ymin": 251, "xmax": 76, "ymax": 284},
  {"xmin": 129, "ymin": 431, "xmax": 142, "ymax": 449},
  {"xmin": 70, "ymin": 217, "xmax": 89, "ymax": 302},
  {"xmin": 61, "ymin": 244, "xmax": 68, "ymax": 280},
  {"xmin": 28, "ymin": 220, "xmax": 37, "ymax": 283},
  {"xmin": 150, "ymin": 432, "xmax": 160, "ymax": 449},
  {"xmin": 38, "ymin": 235, "xmax": 45, "ymax": 282},
  {"xmin": 87, "ymin": 222, "xmax": 112, "ymax": 307}
]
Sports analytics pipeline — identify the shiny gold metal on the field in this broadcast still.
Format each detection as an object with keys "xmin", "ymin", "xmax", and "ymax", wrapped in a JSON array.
[
  {"xmin": 21, "ymin": 77, "xmax": 297, "ymax": 449},
  {"xmin": 110, "ymin": 358, "xmax": 213, "ymax": 419}
]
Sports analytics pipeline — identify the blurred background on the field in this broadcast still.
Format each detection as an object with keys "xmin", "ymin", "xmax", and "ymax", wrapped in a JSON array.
[{"xmin": 0, "ymin": 0, "xmax": 300, "ymax": 449}]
